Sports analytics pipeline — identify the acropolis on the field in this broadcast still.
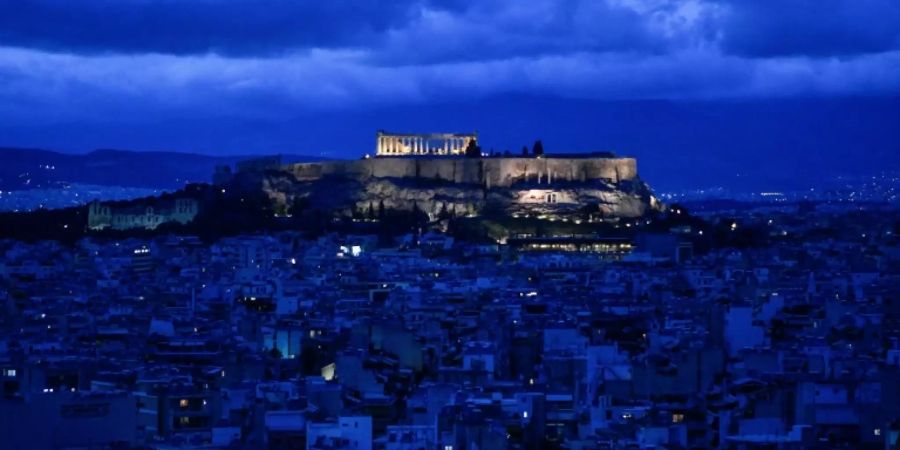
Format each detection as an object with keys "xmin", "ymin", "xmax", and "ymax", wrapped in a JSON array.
[{"xmin": 207, "ymin": 131, "xmax": 659, "ymax": 222}]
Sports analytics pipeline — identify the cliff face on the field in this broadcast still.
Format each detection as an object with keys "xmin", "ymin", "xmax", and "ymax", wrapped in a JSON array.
[
  {"xmin": 244, "ymin": 156, "xmax": 661, "ymax": 220},
  {"xmin": 286, "ymin": 156, "xmax": 638, "ymax": 187}
]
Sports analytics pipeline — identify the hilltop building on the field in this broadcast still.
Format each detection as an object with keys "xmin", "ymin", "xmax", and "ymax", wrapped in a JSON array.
[
  {"xmin": 88, "ymin": 198, "xmax": 198, "ymax": 231},
  {"xmin": 375, "ymin": 130, "xmax": 477, "ymax": 156}
]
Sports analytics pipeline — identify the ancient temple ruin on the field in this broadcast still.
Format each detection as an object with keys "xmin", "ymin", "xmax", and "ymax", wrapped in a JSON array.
[{"xmin": 376, "ymin": 130, "xmax": 477, "ymax": 156}]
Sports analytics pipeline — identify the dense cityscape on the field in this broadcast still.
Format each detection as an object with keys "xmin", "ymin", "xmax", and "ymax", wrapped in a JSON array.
[{"xmin": 1, "ymin": 143, "xmax": 899, "ymax": 449}]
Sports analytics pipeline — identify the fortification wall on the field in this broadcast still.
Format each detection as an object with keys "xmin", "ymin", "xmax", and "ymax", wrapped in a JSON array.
[{"xmin": 285, "ymin": 157, "xmax": 637, "ymax": 187}]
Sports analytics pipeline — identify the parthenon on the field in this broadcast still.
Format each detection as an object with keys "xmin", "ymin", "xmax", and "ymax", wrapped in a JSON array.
[{"xmin": 376, "ymin": 130, "xmax": 477, "ymax": 156}]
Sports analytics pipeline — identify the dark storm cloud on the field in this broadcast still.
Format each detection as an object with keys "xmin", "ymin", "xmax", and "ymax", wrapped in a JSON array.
[
  {"xmin": 0, "ymin": 0, "xmax": 681, "ymax": 61},
  {"xmin": 0, "ymin": 0, "xmax": 421, "ymax": 56},
  {"xmin": 371, "ymin": 0, "xmax": 675, "ymax": 65},
  {"xmin": 1, "ymin": 0, "xmax": 898, "ymax": 61},
  {"xmin": 720, "ymin": 0, "xmax": 900, "ymax": 58},
  {"xmin": 0, "ymin": 0, "xmax": 899, "ymax": 138}
]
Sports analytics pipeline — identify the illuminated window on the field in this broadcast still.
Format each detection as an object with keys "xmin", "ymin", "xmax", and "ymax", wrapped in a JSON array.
[
  {"xmin": 672, "ymin": 413, "xmax": 684, "ymax": 423},
  {"xmin": 179, "ymin": 399, "xmax": 189, "ymax": 408}
]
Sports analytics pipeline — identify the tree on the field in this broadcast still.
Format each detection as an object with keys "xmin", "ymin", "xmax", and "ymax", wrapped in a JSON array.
[
  {"xmin": 580, "ymin": 202, "xmax": 600, "ymax": 220},
  {"xmin": 464, "ymin": 140, "xmax": 482, "ymax": 158},
  {"xmin": 411, "ymin": 201, "xmax": 429, "ymax": 227},
  {"xmin": 438, "ymin": 202, "xmax": 453, "ymax": 220},
  {"xmin": 532, "ymin": 140, "xmax": 544, "ymax": 157},
  {"xmin": 521, "ymin": 146, "xmax": 529, "ymax": 156}
]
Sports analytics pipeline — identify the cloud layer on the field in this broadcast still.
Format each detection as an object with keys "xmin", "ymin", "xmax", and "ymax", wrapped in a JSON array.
[{"xmin": 1, "ymin": 0, "xmax": 899, "ymax": 148}]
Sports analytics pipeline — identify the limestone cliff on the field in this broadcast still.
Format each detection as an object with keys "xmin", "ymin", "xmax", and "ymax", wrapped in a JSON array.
[{"xmin": 231, "ymin": 156, "xmax": 661, "ymax": 221}]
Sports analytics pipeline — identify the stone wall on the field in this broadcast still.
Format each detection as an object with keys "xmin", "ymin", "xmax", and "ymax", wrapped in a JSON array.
[{"xmin": 285, "ymin": 157, "xmax": 637, "ymax": 188}]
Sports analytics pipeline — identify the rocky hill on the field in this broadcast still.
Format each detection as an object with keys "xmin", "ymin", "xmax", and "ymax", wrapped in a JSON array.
[
  {"xmin": 228, "ymin": 156, "xmax": 662, "ymax": 222},
  {"xmin": 0, "ymin": 155, "xmax": 662, "ymax": 242}
]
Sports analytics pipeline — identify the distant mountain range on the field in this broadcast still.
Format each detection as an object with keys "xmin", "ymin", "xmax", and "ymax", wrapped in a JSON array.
[{"xmin": 0, "ymin": 148, "xmax": 326, "ymax": 191}]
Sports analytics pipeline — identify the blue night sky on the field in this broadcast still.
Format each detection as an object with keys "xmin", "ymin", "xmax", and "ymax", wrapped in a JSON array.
[{"xmin": 1, "ymin": 0, "xmax": 899, "ymax": 190}]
